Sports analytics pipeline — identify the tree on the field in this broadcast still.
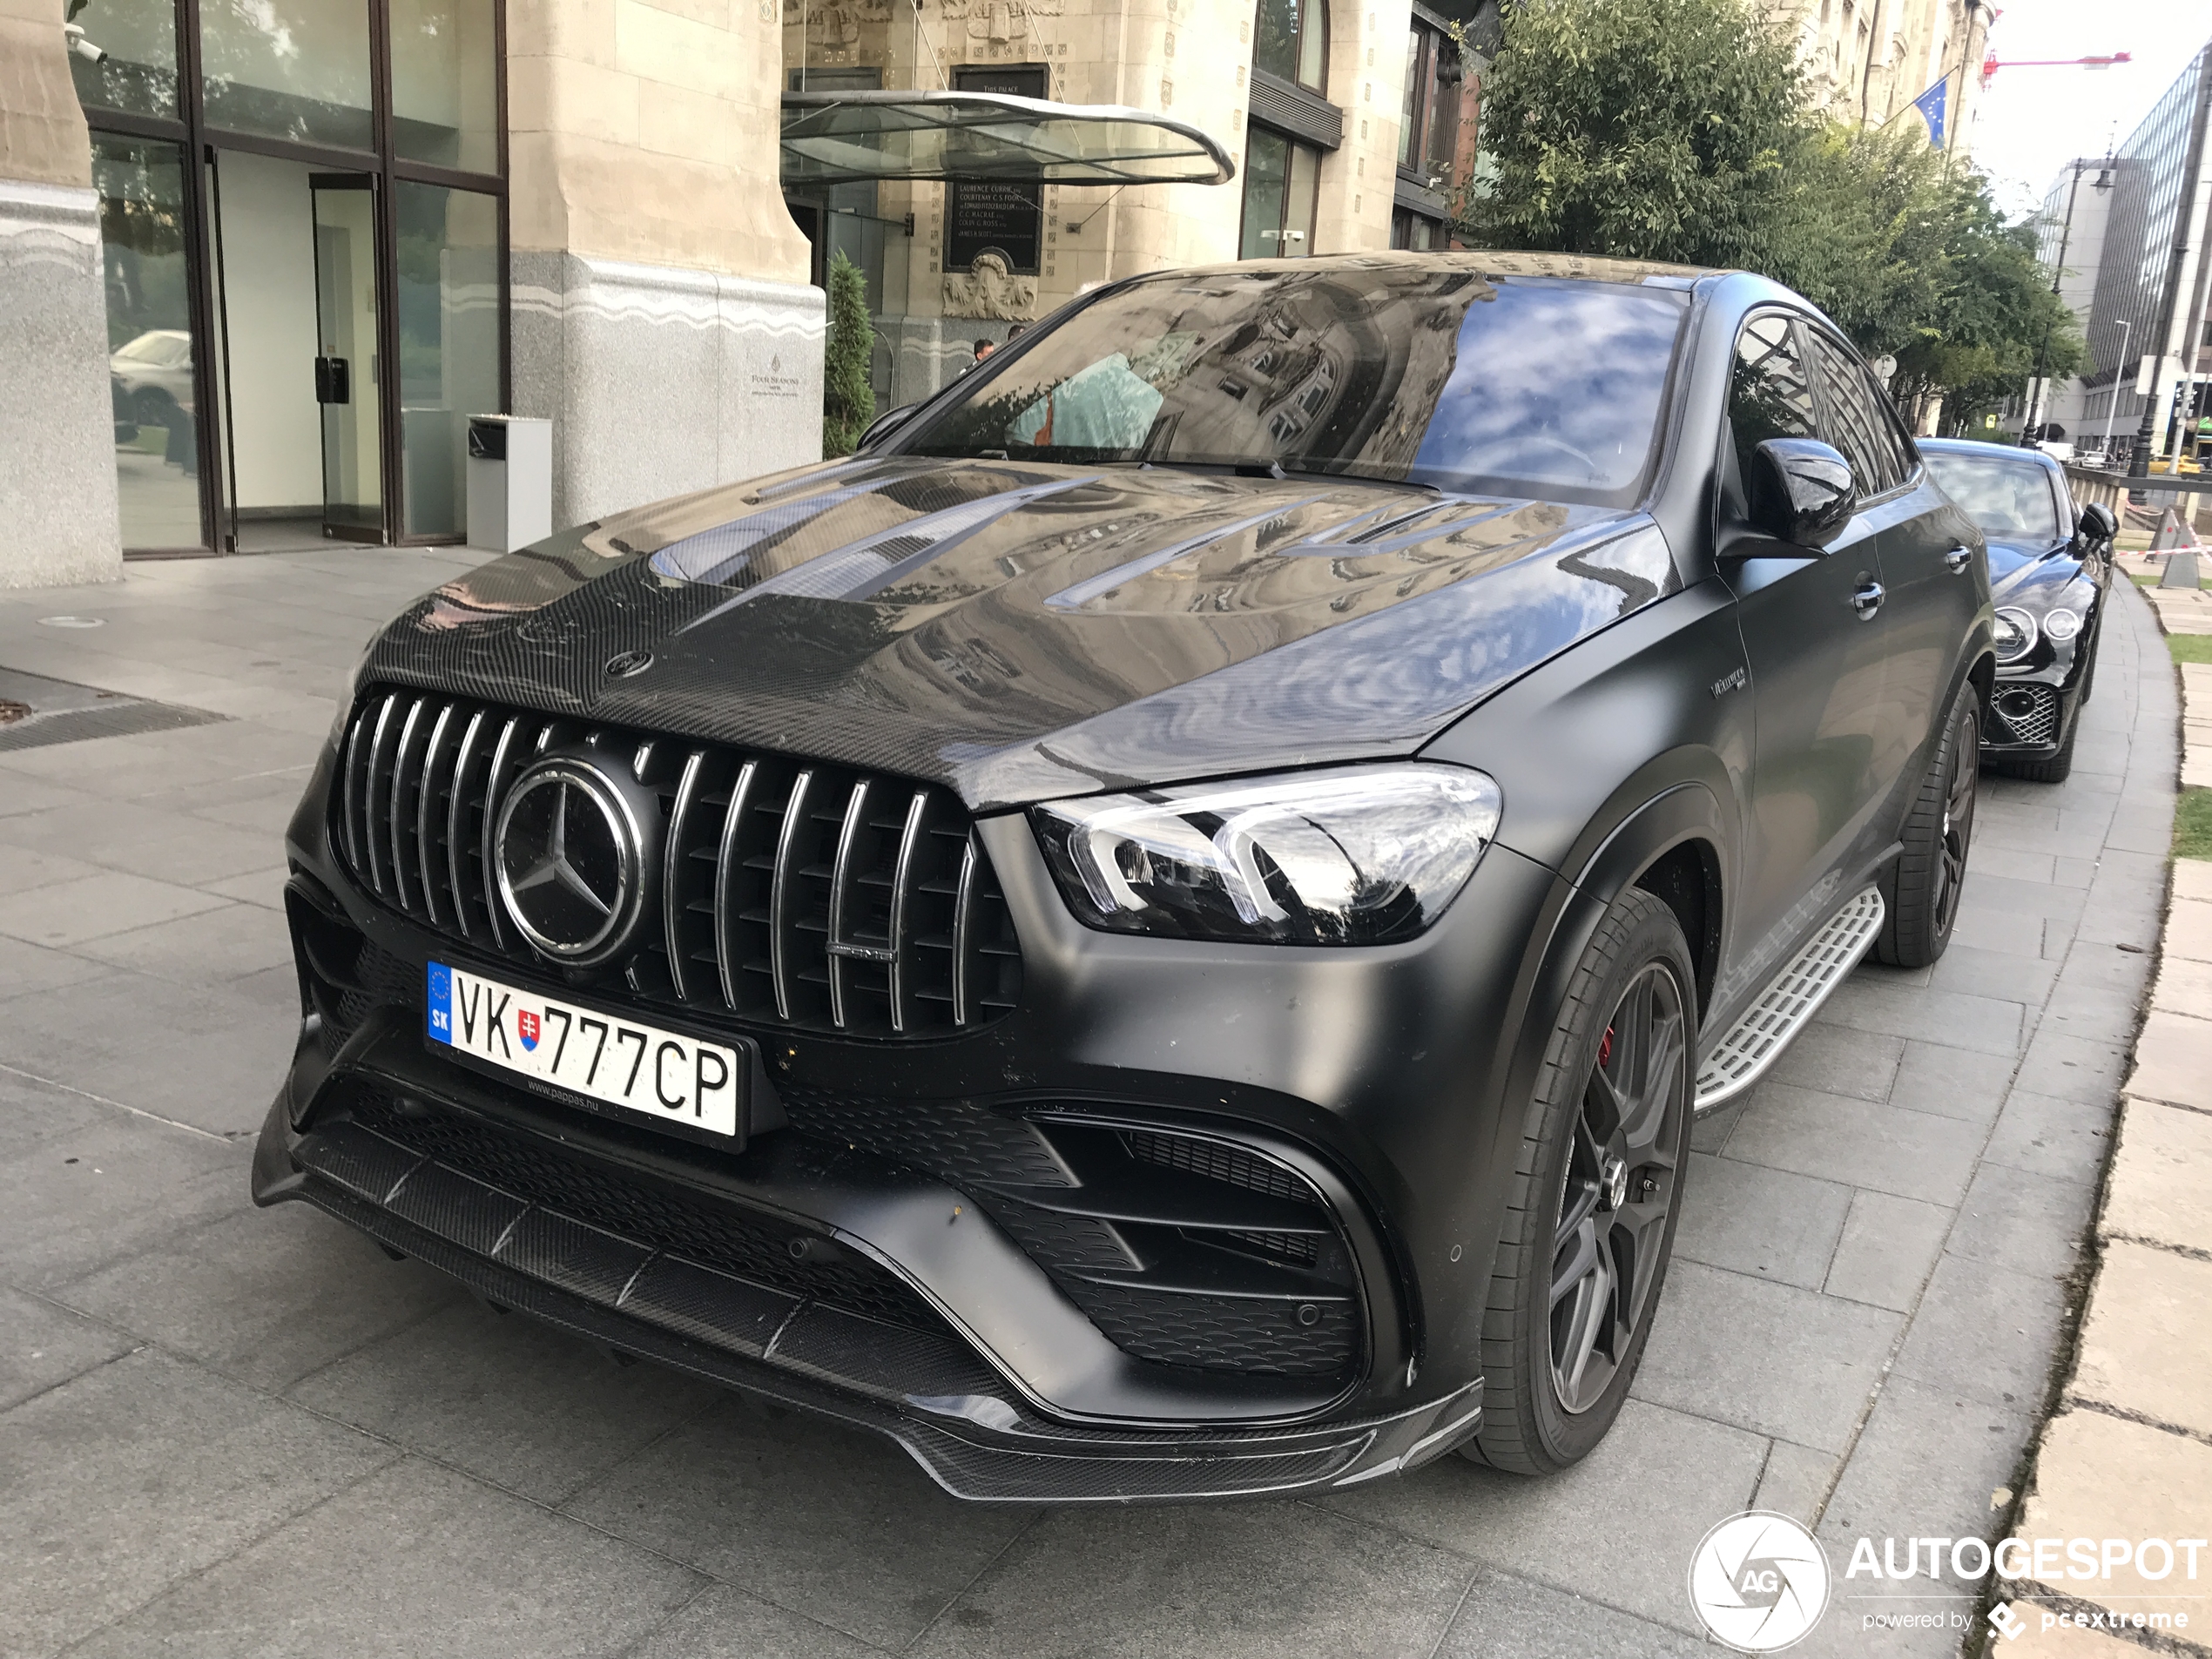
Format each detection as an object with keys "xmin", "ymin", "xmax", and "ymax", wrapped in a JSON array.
[
  {"xmin": 1462, "ymin": 0, "xmax": 1807, "ymax": 267},
  {"xmin": 822, "ymin": 250, "xmax": 874, "ymax": 457},
  {"xmin": 1461, "ymin": 0, "xmax": 2086, "ymax": 430}
]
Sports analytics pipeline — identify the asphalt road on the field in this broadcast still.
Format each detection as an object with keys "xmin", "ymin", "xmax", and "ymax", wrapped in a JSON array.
[{"xmin": 0, "ymin": 550, "xmax": 2175, "ymax": 1658}]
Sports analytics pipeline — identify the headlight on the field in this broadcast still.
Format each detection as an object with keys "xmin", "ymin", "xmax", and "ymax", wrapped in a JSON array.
[
  {"xmin": 1993, "ymin": 607, "xmax": 2039, "ymax": 663},
  {"xmin": 1032, "ymin": 764, "xmax": 1501, "ymax": 946},
  {"xmin": 2042, "ymin": 606, "xmax": 2082, "ymax": 643}
]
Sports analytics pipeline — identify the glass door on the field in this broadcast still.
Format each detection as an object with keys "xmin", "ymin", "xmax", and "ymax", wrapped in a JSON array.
[{"xmin": 311, "ymin": 172, "xmax": 384, "ymax": 541}]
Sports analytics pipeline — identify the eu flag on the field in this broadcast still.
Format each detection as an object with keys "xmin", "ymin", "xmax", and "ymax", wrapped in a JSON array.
[{"xmin": 1913, "ymin": 78, "xmax": 1950, "ymax": 149}]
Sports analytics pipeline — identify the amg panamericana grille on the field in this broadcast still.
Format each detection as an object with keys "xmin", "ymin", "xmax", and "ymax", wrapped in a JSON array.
[{"xmin": 333, "ymin": 688, "xmax": 1022, "ymax": 1037}]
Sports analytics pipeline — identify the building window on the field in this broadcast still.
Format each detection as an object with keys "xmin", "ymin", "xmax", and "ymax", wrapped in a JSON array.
[
  {"xmin": 69, "ymin": 0, "xmax": 509, "ymax": 551},
  {"xmin": 1399, "ymin": 17, "xmax": 1461, "ymax": 183},
  {"xmin": 1389, "ymin": 206, "xmax": 1441, "ymax": 250},
  {"xmin": 1240, "ymin": 125, "xmax": 1320, "ymax": 258},
  {"xmin": 93, "ymin": 135, "xmax": 206, "ymax": 550},
  {"xmin": 1254, "ymin": 0, "xmax": 1328, "ymax": 92}
]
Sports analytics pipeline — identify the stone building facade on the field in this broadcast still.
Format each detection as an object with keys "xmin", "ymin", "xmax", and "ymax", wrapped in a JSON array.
[
  {"xmin": 1770, "ymin": 0, "xmax": 1989, "ymax": 148},
  {"xmin": 784, "ymin": 0, "xmax": 1481, "ymax": 405}
]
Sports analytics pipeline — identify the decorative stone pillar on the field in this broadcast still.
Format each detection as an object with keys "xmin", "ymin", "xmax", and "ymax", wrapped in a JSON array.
[
  {"xmin": 506, "ymin": 0, "xmax": 826, "ymax": 530},
  {"xmin": 0, "ymin": 0, "xmax": 121, "ymax": 587}
]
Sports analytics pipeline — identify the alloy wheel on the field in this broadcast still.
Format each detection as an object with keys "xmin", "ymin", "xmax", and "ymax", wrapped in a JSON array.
[
  {"xmin": 1549, "ymin": 961, "xmax": 1689, "ymax": 1415},
  {"xmin": 1933, "ymin": 701, "xmax": 1978, "ymax": 936}
]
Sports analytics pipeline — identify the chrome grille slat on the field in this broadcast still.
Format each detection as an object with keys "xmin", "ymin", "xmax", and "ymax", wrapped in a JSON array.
[
  {"xmin": 415, "ymin": 701, "xmax": 457, "ymax": 927},
  {"xmin": 714, "ymin": 759, "xmax": 762, "ymax": 1013},
  {"xmin": 340, "ymin": 705, "xmax": 371, "ymax": 876},
  {"xmin": 361, "ymin": 693, "xmax": 401, "ymax": 895},
  {"xmin": 332, "ymin": 690, "xmax": 1015, "ymax": 1039},
  {"xmin": 388, "ymin": 697, "xmax": 429, "ymax": 912},
  {"xmin": 769, "ymin": 769, "xmax": 816, "ymax": 1022},
  {"xmin": 952, "ymin": 833, "xmax": 979, "ymax": 1028},
  {"xmin": 444, "ymin": 708, "xmax": 488, "ymax": 939},
  {"xmin": 826, "ymin": 779, "xmax": 873, "ymax": 1029},
  {"xmin": 478, "ymin": 716, "xmax": 523, "ymax": 950},
  {"xmin": 887, "ymin": 789, "xmax": 931, "ymax": 1034},
  {"xmin": 664, "ymin": 748, "xmax": 707, "ymax": 1002}
]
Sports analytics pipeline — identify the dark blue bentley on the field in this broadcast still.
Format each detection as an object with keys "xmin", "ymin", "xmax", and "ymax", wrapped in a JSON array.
[{"xmin": 1922, "ymin": 439, "xmax": 2117, "ymax": 783}]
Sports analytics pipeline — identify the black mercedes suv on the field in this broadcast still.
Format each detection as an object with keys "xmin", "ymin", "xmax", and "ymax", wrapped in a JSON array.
[{"xmin": 255, "ymin": 253, "xmax": 1992, "ymax": 1501}]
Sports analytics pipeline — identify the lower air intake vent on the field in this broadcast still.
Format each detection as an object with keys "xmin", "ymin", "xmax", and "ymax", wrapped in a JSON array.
[
  {"xmin": 1988, "ymin": 683, "xmax": 2060, "ymax": 746},
  {"xmin": 974, "ymin": 1119, "xmax": 1366, "ymax": 1381}
]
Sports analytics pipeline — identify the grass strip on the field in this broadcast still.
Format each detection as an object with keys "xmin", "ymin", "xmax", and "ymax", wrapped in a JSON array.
[
  {"xmin": 2168, "ymin": 635, "xmax": 2212, "ymax": 664},
  {"xmin": 2177, "ymin": 788, "xmax": 2212, "ymax": 861}
]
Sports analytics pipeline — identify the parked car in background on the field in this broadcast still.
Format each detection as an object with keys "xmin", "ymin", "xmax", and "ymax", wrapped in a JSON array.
[
  {"xmin": 255, "ymin": 254, "xmax": 1992, "ymax": 1502},
  {"xmin": 107, "ymin": 328, "xmax": 194, "ymax": 429},
  {"xmin": 1922, "ymin": 439, "xmax": 2115, "ymax": 783}
]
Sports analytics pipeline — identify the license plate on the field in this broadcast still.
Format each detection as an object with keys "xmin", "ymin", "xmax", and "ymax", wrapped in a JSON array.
[{"xmin": 426, "ymin": 961, "xmax": 743, "ymax": 1139}]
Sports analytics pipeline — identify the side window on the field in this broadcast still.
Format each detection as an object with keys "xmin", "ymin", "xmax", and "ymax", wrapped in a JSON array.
[
  {"xmin": 1806, "ymin": 330, "xmax": 1898, "ymax": 496},
  {"xmin": 1870, "ymin": 378, "xmax": 1919, "ymax": 485},
  {"xmin": 1728, "ymin": 314, "xmax": 1817, "ymax": 490}
]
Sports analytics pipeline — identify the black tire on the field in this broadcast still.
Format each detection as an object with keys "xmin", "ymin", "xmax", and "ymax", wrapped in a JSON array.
[
  {"xmin": 1466, "ymin": 887, "xmax": 1695, "ymax": 1476},
  {"xmin": 1878, "ymin": 679, "xmax": 1979, "ymax": 968}
]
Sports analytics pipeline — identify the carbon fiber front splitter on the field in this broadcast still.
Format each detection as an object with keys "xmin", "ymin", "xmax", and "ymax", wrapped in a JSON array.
[{"xmin": 250, "ymin": 1093, "xmax": 1480, "ymax": 1503}]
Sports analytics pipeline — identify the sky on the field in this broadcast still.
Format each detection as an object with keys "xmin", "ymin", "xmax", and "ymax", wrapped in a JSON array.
[{"xmin": 1967, "ymin": 0, "xmax": 2212, "ymax": 214}]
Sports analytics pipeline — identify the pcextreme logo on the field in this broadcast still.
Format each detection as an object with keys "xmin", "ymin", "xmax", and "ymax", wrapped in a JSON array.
[{"xmin": 1689, "ymin": 1512, "xmax": 1832, "ymax": 1652}]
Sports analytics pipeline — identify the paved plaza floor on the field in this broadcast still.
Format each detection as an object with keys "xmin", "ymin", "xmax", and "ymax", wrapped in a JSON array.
[{"xmin": 0, "ymin": 549, "xmax": 2178, "ymax": 1658}]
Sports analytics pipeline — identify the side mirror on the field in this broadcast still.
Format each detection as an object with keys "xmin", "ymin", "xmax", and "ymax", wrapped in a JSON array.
[
  {"xmin": 1748, "ymin": 438, "xmax": 1858, "ymax": 550},
  {"xmin": 857, "ymin": 402, "xmax": 921, "ymax": 450},
  {"xmin": 2074, "ymin": 501, "xmax": 2118, "ymax": 551}
]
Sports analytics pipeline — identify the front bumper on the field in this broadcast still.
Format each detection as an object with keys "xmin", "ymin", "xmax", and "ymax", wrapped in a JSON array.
[{"xmin": 252, "ymin": 1045, "xmax": 1482, "ymax": 1501}]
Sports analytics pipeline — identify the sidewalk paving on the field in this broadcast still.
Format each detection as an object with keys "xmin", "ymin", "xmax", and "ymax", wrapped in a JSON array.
[
  {"xmin": 1996, "ymin": 570, "xmax": 2212, "ymax": 1657},
  {"xmin": 0, "ymin": 550, "xmax": 2182, "ymax": 1658}
]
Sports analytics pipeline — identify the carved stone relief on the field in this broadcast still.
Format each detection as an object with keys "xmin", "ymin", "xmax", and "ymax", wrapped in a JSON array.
[
  {"xmin": 943, "ymin": 253, "xmax": 1037, "ymax": 320},
  {"xmin": 941, "ymin": 0, "xmax": 1065, "ymax": 46}
]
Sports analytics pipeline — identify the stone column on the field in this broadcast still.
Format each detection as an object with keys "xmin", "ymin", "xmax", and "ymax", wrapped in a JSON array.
[
  {"xmin": 0, "ymin": 0, "xmax": 121, "ymax": 587},
  {"xmin": 507, "ymin": 0, "xmax": 826, "ymax": 531},
  {"xmin": 1310, "ymin": 0, "xmax": 1411, "ymax": 258}
]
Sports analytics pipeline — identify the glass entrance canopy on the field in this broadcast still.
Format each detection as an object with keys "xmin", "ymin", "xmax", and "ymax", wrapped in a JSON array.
[{"xmin": 779, "ymin": 91, "xmax": 1236, "ymax": 186}]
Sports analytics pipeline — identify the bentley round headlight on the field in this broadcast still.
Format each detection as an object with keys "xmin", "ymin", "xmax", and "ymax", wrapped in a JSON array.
[
  {"xmin": 2043, "ymin": 606, "xmax": 2082, "ymax": 643},
  {"xmin": 1031, "ymin": 763, "xmax": 1502, "ymax": 946},
  {"xmin": 1993, "ymin": 607, "xmax": 2039, "ymax": 663}
]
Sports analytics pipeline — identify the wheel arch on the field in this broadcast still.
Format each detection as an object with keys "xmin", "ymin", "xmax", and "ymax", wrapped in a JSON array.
[{"xmin": 1549, "ymin": 764, "xmax": 1735, "ymax": 1025}]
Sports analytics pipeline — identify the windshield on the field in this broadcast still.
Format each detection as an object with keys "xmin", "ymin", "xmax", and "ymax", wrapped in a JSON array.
[
  {"xmin": 1925, "ymin": 449, "xmax": 2064, "ymax": 544},
  {"xmin": 893, "ymin": 266, "xmax": 1690, "ymax": 506}
]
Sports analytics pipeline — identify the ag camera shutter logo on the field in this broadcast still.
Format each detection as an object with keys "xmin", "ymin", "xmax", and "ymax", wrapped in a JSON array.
[{"xmin": 1689, "ymin": 1511, "xmax": 1832, "ymax": 1651}]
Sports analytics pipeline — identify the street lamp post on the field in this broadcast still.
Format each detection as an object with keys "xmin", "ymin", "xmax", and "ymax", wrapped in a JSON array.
[
  {"xmin": 2134, "ymin": 56, "xmax": 2212, "ymax": 475},
  {"xmin": 2023, "ymin": 157, "xmax": 2112, "ymax": 447},
  {"xmin": 2101, "ymin": 318, "xmax": 2132, "ymax": 468}
]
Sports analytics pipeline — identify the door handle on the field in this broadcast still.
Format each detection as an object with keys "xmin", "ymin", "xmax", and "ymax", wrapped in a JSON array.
[
  {"xmin": 1944, "ymin": 545, "xmax": 1973, "ymax": 573},
  {"xmin": 1852, "ymin": 579, "xmax": 1885, "ymax": 620},
  {"xmin": 314, "ymin": 356, "xmax": 350, "ymax": 405}
]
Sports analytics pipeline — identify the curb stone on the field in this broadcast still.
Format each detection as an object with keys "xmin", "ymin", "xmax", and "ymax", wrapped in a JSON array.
[{"xmin": 1994, "ymin": 565, "xmax": 2212, "ymax": 1656}]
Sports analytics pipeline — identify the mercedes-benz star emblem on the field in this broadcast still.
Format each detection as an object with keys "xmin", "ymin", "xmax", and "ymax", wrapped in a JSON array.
[{"xmin": 493, "ymin": 757, "xmax": 651, "ymax": 964}]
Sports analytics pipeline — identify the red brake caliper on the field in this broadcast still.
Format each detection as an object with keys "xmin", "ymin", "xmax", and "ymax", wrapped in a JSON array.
[{"xmin": 1598, "ymin": 1025, "xmax": 1615, "ymax": 1069}]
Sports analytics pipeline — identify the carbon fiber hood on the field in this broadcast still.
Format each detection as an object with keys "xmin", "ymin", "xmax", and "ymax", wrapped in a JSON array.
[{"xmin": 361, "ymin": 456, "xmax": 1674, "ymax": 809}]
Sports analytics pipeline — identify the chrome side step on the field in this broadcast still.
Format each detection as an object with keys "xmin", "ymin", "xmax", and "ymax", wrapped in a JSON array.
[{"xmin": 1694, "ymin": 886, "xmax": 1885, "ymax": 1113}]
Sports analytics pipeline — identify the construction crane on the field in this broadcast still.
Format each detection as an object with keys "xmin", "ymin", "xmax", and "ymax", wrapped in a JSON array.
[{"xmin": 1981, "ymin": 51, "xmax": 2132, "ymax": 87}]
